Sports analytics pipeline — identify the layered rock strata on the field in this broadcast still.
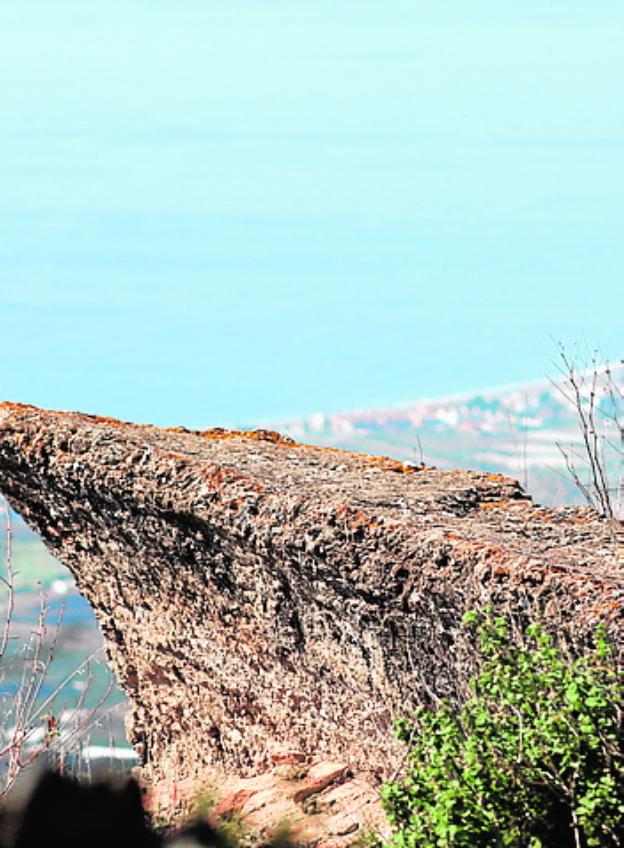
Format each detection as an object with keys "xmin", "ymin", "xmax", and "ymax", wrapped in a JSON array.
[
  {"xmin": 0, "ymin": 403, "xmax": 621, "ymax": 804},
  {"xmin": 145, "ymin": 756, "xmax": 389, "ymax": 846}
]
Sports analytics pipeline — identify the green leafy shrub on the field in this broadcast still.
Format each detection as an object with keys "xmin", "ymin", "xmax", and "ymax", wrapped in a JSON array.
[{"xmin": 381, "ymin": 608, "xmax": 623, "ymax": 848}]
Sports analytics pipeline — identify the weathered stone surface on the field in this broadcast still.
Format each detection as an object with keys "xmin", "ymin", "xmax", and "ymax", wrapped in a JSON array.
[
  {"xmin": 0, "ymin": 402, "xmax": 622, "ymax": 825},
  {"xmin": 144, "ymin": 757, "xmax": 389, "ymax": 845}
]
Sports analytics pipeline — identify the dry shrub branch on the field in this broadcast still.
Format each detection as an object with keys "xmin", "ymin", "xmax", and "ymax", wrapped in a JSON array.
[
  {"xmin": 0, "ymin": 498, "xmax": 114, "ymax": 798},
  {"xmin": 553, "ymin": 345, "xmax": 624, "ymax": 521}
]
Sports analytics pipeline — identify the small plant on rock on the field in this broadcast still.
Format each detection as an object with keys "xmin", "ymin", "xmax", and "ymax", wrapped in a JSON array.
[{"xmin": 381, "ymin": 607, "xmax": 624, "ymax": 848}]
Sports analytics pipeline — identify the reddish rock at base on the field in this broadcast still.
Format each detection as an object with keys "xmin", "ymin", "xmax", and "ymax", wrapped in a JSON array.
[
  {"xmin": 269, "ymin": 743, "xmax": 309, "ymax": 766},
  {"xmin": 143, "ymin": 761, "xmax": 388, "ymax": 846}
]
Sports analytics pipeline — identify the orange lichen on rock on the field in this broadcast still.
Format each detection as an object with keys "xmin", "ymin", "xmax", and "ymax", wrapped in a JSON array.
[
  {"xmin": 200, "ymin": 425, "xmax": 420, "ymax": 474},
  {"xmin": 478, "ymin": 499, "xmax": 526, "ymax": 511},
  {"xmin": 485, "ymin": 472, "xmax": 510, "ymax": 483},
  {"xmin": 0, "ymin": 401, "xmax": 41, "ymax": 415},
  {"xmin": 334, "ymin": 504, "xmax": 381, "ymax": 533},
  {"xmin": 359, "ymin": 454, "xmax": 418, "ymax": 473},
  {"xmin": 200, "ymin": 427, "xmax": 297, "ymax": 447}
]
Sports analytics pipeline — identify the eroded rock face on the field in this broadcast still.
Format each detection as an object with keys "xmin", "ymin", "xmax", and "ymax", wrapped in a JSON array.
[
  {"xmin": 144, "ymin": 756, "xmax": 390, "ymax": 845},
  {"xmin": 0, "ymin": 402, "xmax": 621, "ymax": 800}
]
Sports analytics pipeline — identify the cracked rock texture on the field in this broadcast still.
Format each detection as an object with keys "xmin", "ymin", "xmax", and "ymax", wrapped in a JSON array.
[
  {"xmin": 145, "ymin": 756, "xmax": 390, "ymax": 845},
  {"xmin": 0, "ymin": 402, "xmax": 622, "ymax": 805}
]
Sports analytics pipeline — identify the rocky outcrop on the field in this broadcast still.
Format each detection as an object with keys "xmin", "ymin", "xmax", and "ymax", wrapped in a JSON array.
[{"xmin": 0, "ymin": 403, "xmax": 621, "ymax": 819}]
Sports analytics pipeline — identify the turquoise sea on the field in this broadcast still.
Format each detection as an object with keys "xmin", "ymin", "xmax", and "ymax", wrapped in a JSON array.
[{"xmin": 1, "ymin": 1, "xmax": 623, "ymax": 427}]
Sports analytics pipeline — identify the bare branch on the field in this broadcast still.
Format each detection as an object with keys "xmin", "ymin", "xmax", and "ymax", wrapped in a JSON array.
[{"xmin": 553, "ymin": 345, "xmax": 624, "ymax": 521}]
